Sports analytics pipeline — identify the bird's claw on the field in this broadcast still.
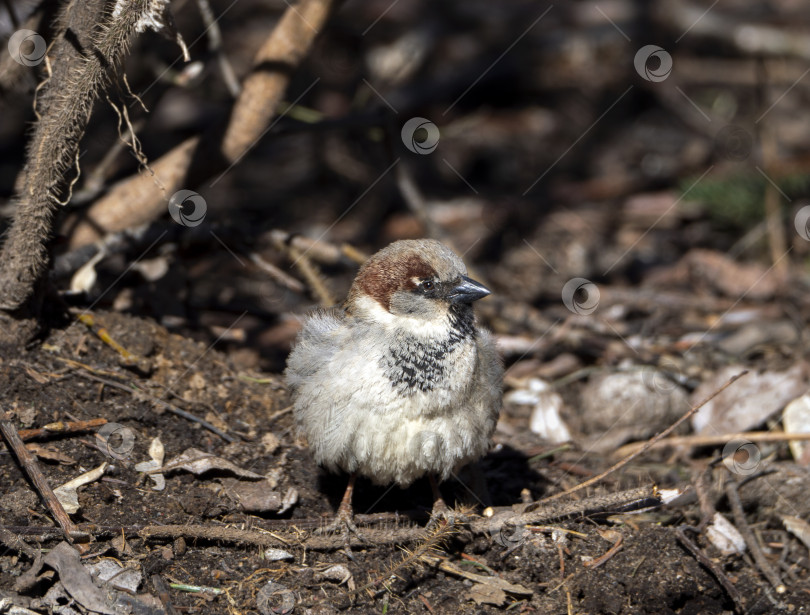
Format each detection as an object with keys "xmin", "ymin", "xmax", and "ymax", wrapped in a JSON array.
[
  {"xmin": 315, "ymin": 507, "xmax": 368, "ymax": 557},
  {"xmin": 426, "ymin": 498, "xmax": 460, "ymax": 530}
]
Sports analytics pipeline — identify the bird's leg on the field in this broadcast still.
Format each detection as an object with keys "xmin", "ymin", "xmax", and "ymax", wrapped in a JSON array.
[
  {"xmin": 427, "ymin": 473, "xmax": 455, "ymax": 527},
  {"xmin": 335, "ymin": 472, "xmax": 358, "ymax": 527},
  {"xmin": 315, "ymin": 473, "xmax": 366, "ymax": 553}
]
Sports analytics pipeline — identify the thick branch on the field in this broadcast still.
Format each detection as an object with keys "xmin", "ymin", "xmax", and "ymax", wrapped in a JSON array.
[
  {"xmin": 67, "ymin": 0, "xmax": 335, "ymax": 249},
  {"xmin": 0, "ymin": 0, "xmax": 155, "ymax": 321}
]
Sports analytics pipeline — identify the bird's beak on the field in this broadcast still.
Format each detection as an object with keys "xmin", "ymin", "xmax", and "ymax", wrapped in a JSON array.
[{"xmin": 448, "ymin": 276, "xmax": 491, "ymax": 304}]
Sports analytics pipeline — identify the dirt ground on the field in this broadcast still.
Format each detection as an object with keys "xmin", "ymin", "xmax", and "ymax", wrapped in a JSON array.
[{"xmin": 1, "ymin": 293, "xmax": 809, "ymax": 614}]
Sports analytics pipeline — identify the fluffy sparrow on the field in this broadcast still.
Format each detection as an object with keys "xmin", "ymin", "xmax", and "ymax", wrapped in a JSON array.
[{"xmin": 286, "ymin": 239, "xmax": 502, "ymax": 535}]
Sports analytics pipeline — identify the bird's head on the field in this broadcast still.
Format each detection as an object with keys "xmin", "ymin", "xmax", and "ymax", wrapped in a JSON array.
[{"xmin": 346, "ymin": 239, "xmax": 490, "ymax": 330}]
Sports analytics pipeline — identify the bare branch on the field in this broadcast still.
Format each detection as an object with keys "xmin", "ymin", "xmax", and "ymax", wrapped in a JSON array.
[
  {"xmin": 67, "ymin": 0, "xmax": 335, "ymax": 249},
  {"xmin": 0, "ymin": 0, "xmax": 170, "ymax": 340}
]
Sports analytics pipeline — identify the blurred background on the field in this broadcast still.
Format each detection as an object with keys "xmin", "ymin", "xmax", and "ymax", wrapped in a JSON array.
[{"xmin": 2, "ymin": 0, "xmax": 810, "ymax": 377}]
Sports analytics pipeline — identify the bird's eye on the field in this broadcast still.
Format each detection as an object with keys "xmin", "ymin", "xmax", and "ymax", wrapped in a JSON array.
[{"xmin": 421, "ymin": 280, "xmax": 435, "ymax": 292}]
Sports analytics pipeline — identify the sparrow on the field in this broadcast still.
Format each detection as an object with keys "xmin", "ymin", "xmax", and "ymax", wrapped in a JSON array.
[{"xmin": 285, "ymin": 239, "xmax": 502, "ymax": 537}]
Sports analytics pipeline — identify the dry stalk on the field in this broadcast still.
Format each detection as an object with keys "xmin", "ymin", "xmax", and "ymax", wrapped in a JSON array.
[
  {"xmin": 69, "ymin": 0, "xmax": 336, "ymax": 249},
  {"xmin": 0, "ymin": 0, "xmax": 175, "ymax": 338},
  {"xmin": 0, "ymin": 411, "xmax": 81, "ymax": 544}
]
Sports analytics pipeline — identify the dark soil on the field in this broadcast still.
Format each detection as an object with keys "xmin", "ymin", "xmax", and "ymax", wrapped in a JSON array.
[{"xmin": 1, "ymin": 308, "xmax": 808, "ymax": 614}]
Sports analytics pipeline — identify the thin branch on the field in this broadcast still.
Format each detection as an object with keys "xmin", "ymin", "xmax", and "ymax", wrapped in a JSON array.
[
  {"xmin": 615, "ymin": 430, "xmax": 810, "ymax": 457},
  {"xmin": 0, "ymin": 412, "xmax": 80, "ymax": 543},
  {"xmin": 725, "ymin": 477, "xmax": 786, "ymax": 594},
  {"xmin": 676, "ymin": 525, "xmax": 746, "ymax": 614}
]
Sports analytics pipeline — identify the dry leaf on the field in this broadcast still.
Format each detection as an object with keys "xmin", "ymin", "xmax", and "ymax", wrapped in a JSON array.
[
  {"xmin": 469, "ymin": 582, "xmax": 508, "ymax": 606},
  {"xmin": 69, "ymin": 248, "xmax": 105, "ymax": 294},
  {"xmin": 43, "ymin": 542, "xmax": 117, "ymax": 614},
  {"xmin": 581, "ymin": 370, "xmax": 689, "ymax": 450},
  {"xmin": 315, "ymin": 564, "xmax": 353, "ymax": 589},
  {"xmin": 505, "ymin": 378, "xmax": 571, "ymax": 444},
  {"xmin": 87, "ymin": 559, "xmax": 141, "ymax": 593},
  {"xmin": 431, "ymin": 557, "xmax": 533, "ymax": 605},
  {"xmin": 706, "ymin": 513, "xmax": 745, "ymax": 555},
  {"xmin": 692, "ymin": 363, "xmax": 809, "ymax": 435},
  {"xmin": 783, "ymin": 394, "xmax": 810, "ymax": 465},
  {"xmin": 262, "ymin": 549, "xmax": 295, "ymax": 562},
  {"xmin": 782, "ymin": 516, "xmax": 810, "ymax": 553},
  {"xmin": 53, "ymin": 463, "xmax": 107, "ymax": 514},
  {"xmin": 25, "ymin": 443, "xmax": 76, "ymax": 464},
  {"xmin": 219, "ymin": 478, "xmax": 294, "ymax": 513},
  {"xmin": 134, "ymin": 437, "xmax": 166, "ymax": 491},
  {"xmin": 158, "ymin": 447, "xmax": 264, "ymax": 479},
  {"xmin": 686, "ymin": 249, "xmax": 780, "ymax": 300}
]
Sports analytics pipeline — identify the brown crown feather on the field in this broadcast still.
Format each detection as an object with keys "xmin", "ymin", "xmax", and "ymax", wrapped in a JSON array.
[{"xmin": 348, "ymin": 252, "xmax": 435, "ymax": 312}]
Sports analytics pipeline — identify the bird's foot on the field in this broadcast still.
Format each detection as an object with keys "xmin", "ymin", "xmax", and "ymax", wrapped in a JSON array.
[
  {"xmin": 315, "ymin": 504, "xmax": 367, "ymax": 558},
  {"xmin": 426, "ymin": 497, "xmax": 459, "ymax": 530}
]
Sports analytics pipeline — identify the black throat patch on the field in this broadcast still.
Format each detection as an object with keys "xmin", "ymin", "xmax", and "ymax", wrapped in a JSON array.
[{"xmin": 381, "ymin": 304, "xmax": 476, "ymax": 395}]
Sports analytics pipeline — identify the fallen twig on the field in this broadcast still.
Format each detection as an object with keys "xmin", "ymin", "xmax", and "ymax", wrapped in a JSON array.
[
  {"xmin": 725, "ymin": 477, "xmax": 786, "ymax": 594},
  {"xmin": 249, "ymin": 252, "xmax": 306, "ymax": 293},
  {"xmin": 282, "ymin": 242, "xmax": 336, "ymax": 307},
  {"xmin": 0, "ymin": 412, "xmax": 81, "ymax": 544},
  {"xmin": 0, "ymin": 485, "xmax": 669, "ymax": 553},
  {"xmin": 17, "ymin": 418, "xmax": 107, "ymax": 442},
  {"xmin": 478, "ymin": 485, "xmax": 669, "ymax": 537},
  {"xmin": 615, "ymin": 430, "xmax": 810, "ymax": 457},
  {"xmin": 582, "ymin": 532, "xmax": 623, "ymax": 569},
  {"xmin": 0, "ymin": 527, "xmax": 38, "ymax": 559},
  {"xmin": 676, "ymin": 525, "xmax": 746, "ymax": 614},
  {"xmin": 76, "ymin": 313, "xmax": 151, "ymax": 372},
  {"xmin": 268, "ymin": 230, "xmax": 367, "ymax": 266}
]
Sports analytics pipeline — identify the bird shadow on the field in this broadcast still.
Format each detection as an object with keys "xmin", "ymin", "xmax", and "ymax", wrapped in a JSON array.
[{"xmin": 315, "ymin": 444, "xmax": 549, "ymax": 521}]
